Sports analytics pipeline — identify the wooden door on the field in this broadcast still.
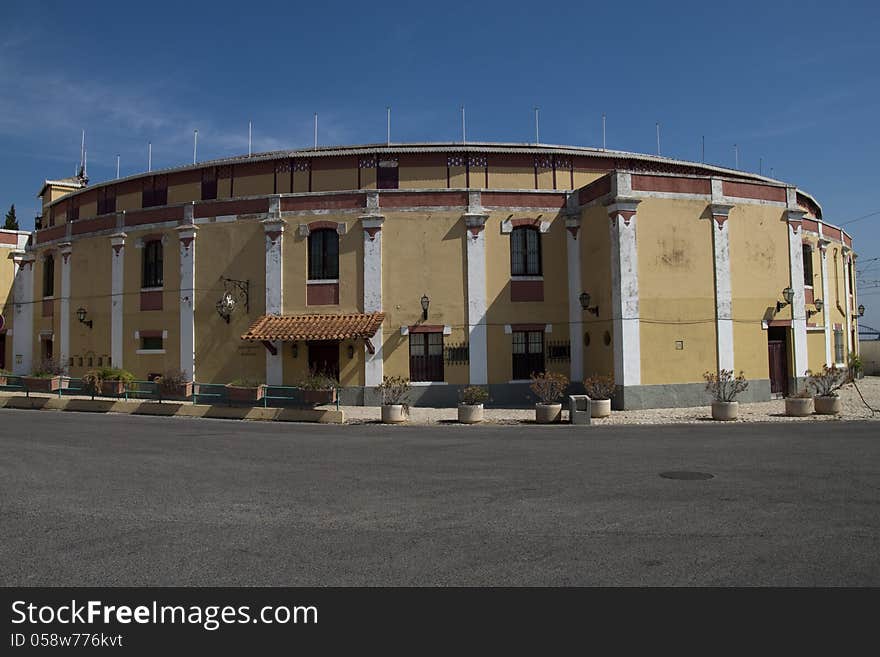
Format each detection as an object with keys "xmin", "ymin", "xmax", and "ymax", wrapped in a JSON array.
[
  {"xmin": 307, "ymin": 341, "xmax": 340, "ymax": 382},
  {"xmin": 768, "ymin": 340, "xmax": 788, "ymax": 395}
]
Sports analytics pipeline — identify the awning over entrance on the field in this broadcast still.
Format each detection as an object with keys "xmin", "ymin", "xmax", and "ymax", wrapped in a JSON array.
[{"xmin": 241, "ymin": 312, "xmax": 385, "ymax": 343}]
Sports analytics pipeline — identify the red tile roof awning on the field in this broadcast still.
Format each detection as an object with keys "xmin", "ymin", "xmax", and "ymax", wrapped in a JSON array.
[{"xmin": 241, "ymin": 312, "xmax": 385, "ymax": 342}]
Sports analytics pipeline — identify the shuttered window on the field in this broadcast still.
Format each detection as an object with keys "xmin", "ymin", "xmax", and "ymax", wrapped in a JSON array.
[
  {"xmin": 97, "ymin": 186, "xmax": 116, "ymax": 215},
  {"xmin": 201, "ymin": 167, "xmax": 217, "ymax": 200},
  {"xmin": 308, "ymin": 229, "xmax": 339, "ymax": 280},
  {"xmin": 142, "ymin": 240, "xmax": 163, "ymax": 288},
  {"xmin": 511, "ymin": 227, "xmax": 541, "ymax": 276},
  {"xmin": 42, "ymin": 254, "xmax": 55, "ymax": 297}
]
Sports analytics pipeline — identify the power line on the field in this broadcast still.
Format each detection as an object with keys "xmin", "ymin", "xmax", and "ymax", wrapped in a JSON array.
[{"xmin": 839, "ymin": 209, "xmax": 880, "ymax": 226}]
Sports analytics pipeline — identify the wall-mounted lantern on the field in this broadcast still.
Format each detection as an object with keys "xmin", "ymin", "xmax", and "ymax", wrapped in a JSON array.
[
  {"xmin": 76, "ymin": 307, "xmax": 93, "ymax": 329},
  {"xmin": 579, "ymin": 291, "xmax": 599, "ymax": 317},
  {"xmin": 775, "ymin": 286, "xmax": 795, "ymax": 314},
  {"xmin": 858, "ymin": 304, "xmax": 865, "ymax": 317},
  {"xmin": 347, "ymin": 344, "xmax": 355, "ymax": 359},
  {"xmin": 807, "ymin": 298, "xmax": 824, "ymax": 319},
  {"xmin": 420, "ymin": 294, "xmax": 430, "ymax": 321}
]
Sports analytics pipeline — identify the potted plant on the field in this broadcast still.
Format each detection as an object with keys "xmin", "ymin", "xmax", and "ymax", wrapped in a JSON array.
[
  {"xmin": 848, "ymin": 352, "xmax": 863, "ymax": 380},
  {"xmin": 458, "ymin": 385, "xmax": 488, "ymax": 424},
  {"xmin": 81, "ymin": 369, "xmax": 104, "ymax": 400},
  {"xmin": 299, "ymin": 369, "xmax": 338, "ymax": 406},
  {"xmin": 23, "ymin": 359, "xmax": 67, "ymax": 394},
  {"xmin": 784, "ymin": 384, "xmax": 814, "ymax": 417},
  {"xmin": 583, "ymin": 374, "xmax": 615, "ymax": 418},
  {"xmin": 226, "ymin": 378, "xmax": 267, "ymax": 404},
  {"xmin": 155, "ymin": 369, "xmax": 193, "ymax": 401},
  {"xmin": 703, "ymin": 369, "xmax": 749, "ymax": 421},
  {"xmin": 96, "ymin": 367, "xmax": 134, "ymax": 396},
  {"xmin": 377, "ymin": 375, "xmax": 410, "ymax": 424},
  {"xmin": 0, "ymin": 369, "xmax": 11, "ymax": 386},
  {"xmin": 807, "ymin": 365, "xmax": 848, "ymax": 415},
  {"xmin": 530, "ymin": 371, "xmax": 569, "ymax": 424}
]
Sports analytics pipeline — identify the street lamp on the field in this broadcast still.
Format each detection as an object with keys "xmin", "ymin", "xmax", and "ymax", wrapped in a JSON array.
[
  {"xmin": 76, "ymin": 307, "xmax": 92, "ymax": 329},
  {"xmin": 420, "ymin": 294, "xmax": 430, "ymax": 321}
]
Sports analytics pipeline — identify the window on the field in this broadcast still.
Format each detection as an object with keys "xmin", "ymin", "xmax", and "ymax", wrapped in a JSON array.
[
  {"xmin": 141, "ymin": 336, "xmax": 163, "ymax": 351},
  {"xmin": 308, "ymin": 229, "xmax": 339, "ymax": 280},
  {"xmin": 834, "ymin": 328, "xmax": 844, "ymax": 364},
  {"xmin": 42, "ymin": 254, "xmax": 55, "ymax": 297},
  {"xmin": 67, "ymin": 197, "xmax": 79, "ymax": 222},
  {"xmin": 802, "ymin": 244, "xmax": 813, "ymax": 287},
  {"xmin": 201, "ymin": 167, "xmax": 217, "ymax": 201},
  {"xmin": 511, "ymin": 227, "xmax": 542, "ymax": 276},
  {"xmin": 97, "ymin": 186, "xmax": 116, "ymax": 215},
  {"xmin": 142, "ymin": 175, "xmax": 168, "ymax": 208},
  {"xmin": 377, "ymin": 159, "xmax": 399, "ymax": 189},
  {"xmin": 512, "ymin": 330, "xmax": 544, "ymax": 380},
  {"xmin": 409, "ymin": 332, "xmax": 444, "ymax": 382},
  {"xmin": 142, "ymin": 240, "xmax": 163, "ymax": 288}
]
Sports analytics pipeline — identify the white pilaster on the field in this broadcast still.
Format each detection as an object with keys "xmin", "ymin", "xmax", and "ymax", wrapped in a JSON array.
[
  {"xmin": 10, "ymin": 252, "xmax": 34, "ymax": 375},
  {"xmin": 362, "ymin": 207, "xmax": 385, "ymax": 387},
  {"xmin": 176, "ymin": 222, "xmax": 198, "ymax": 381},
  {"xmin": 709, "ymin": 204, "xmax": 734, "ymax": 372},
  {"xmin": 565, "ymin": 211, "xmax": 583, "ymax": 382},
  {"xmin": 607, "ymin": 197, "xmax": 641, "ymax": 387},
  {"xmin": 818, "ymin": 239, "xmax": 832, "ymax": 366},
  {"xmin": 843, "ymin": 248, "xmax": 853, "ymax": 362},
  {"xmin": 110, "ymin": 232, "xmax": 126, "ymax": 368},
  {"xmin": 263, "ymin": 198, "xmax": 285, "ymax": 385},
  {"xmin": 464, "ymin": 191, "xmax": 488, "ymax": 385},
  {"xmin": 786, "ymin": 210, "xmax": 808, "ymax": 379},
  {"xmin": 58, "ymin": 242, "xmax": 72, "ymax": 368}
]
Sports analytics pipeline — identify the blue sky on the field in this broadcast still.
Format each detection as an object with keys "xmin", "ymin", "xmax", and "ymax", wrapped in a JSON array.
[{"xmin": 2, "ymin": 0, "xmax": 879, "ymax": 325}]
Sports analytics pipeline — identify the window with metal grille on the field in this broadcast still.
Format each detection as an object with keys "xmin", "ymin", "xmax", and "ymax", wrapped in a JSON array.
[
  {"xmin": 409, "ymin": 332, "xmax": 444, "ymax": 382},
  {"xmin": 201, "ymin": 167, "xmax": 217, "ymax": 200},
  {"xmin": 802, "ymin": 244, "xmax": 813, "ymax": 287},
  {"xmin": 308, "ymin": 229, "xmax": 339, "ymax": 280},
  {"xmin": 834, "ymin": 328, "xmax": 844, "ymax": 363},
  {"xmin": 512, "ymin": 330, "xmax": 544, "ymax": 380},
  {"xmin": 142, "ymin": 240, "xmax": 163, "ymax": 288},
  {"xmin": 142, "ymin": 175, "xmax": 167, "ymax": 208},
  {"xmin": 377, "ymin": 160, "xmax": 399, "ymax": 189},
  {"xmin": 97, "ymin": 186, "xmax": 116, "ymax": 215},
  {"xmin": 42, "ymin": 254, "xmax": 54, "ymax": 297},
  {"xmin": 510, "ymin": 227, "xmax": 542, "ymax": 276}
]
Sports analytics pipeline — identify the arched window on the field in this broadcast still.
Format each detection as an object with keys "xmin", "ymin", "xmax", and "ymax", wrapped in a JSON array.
[
  {"xmin": 142, "ymin": 239, "xmax": 163, "ymax": 288},
  {"xmin": 308, "ymin": 229, "xmax": 339, "ymax": 280},
  {"xmin": 510, "ymin": 226, "xmax": 541, "ymax": 276}
]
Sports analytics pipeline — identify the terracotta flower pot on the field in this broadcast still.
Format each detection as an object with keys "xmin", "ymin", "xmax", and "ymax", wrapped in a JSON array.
[
  {"xmin": 535, "ymin": 403, "xmax": 562, "ymax": 424},
  {"xmin": 101, "ymin": 380, "xmax": 127, "ymax": 397},
  {"xmin": 784, "ymin": 397, "xmax": 813, "ymax": 417},
  {"xmin": 458, "ymin": 403, "xmax": 484, "ymax": 424},
  {"xmin": 711, "ymin": 401, "xmax": 738, "ymax": 421},
  {"xmin": 814, "ymin": 396, "xmax": 842, "ymax": 415},
  {"xmin": 23, "ymin": 376, "xmax": 61, "ymax": 393},
  {"xmin": 157, "ymin": 382, "xmax": 193, "ymax": 401},
  {"xmin": 590, "ymin": 398, "xmax": 612, "ymax": 418},
  {"xmin": 0, "ymin": 375, "xmax": 8, "ymax": 386},
  {"xmin": 381, "ymin": 404, "xmax": 407, "ymax": 424},
  {"xmin": 226, "ymin": 384, "xmax": 266, "ymax": 403},
  {"xmin": 302, "ymin": 388, "xmax": 337, "ymax": 406}
]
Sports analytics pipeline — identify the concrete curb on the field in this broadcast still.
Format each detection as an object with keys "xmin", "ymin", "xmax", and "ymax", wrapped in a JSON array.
[{"xmin": 0, "ymin": 396, "xmax": 345, "ymax": 424}]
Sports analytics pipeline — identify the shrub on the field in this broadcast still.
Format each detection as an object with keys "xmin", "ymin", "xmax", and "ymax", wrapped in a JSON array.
[
  {"xmin": 377, "ymin": 375, "xmax": 410, "ymax": 406},
  {"xmin": 31, "ymin": 358, "xmax": 65, "ymax": 378},
  {"xmin": 459, "ymin": 385, "xmax": 489, "ymax": 406},
  {"xmin": 97, "ymin": 367, "xmax": 135, "ymax": 384},
  {"xmin": 583, "ymin": 374, "xmax": 615, "ymax": 400},
  {"xmin": 228, "ymin": 377, "xmax": 264, "ymax": 388},
  {"xmin": 530, "ymin": 371, "xmax": 569, "ymax": 404},
  {"xmin": 81, "ymin": 369, "xmax": 103, "ymax": 397},
  {"xmin": 848, "ymin": 352, "xmax": 863, "ymax": 379},
  {"xmin": 0, "ymin": 369, "xmax": 12, "ymax": 376},
  {"xmin": 299, "ymin": 369, "xmax": 338, "ymax": 390},
  {"xmin": 155, "ymin": 369, "xmax": 191, "ymax": 396},
  {"xmin": 703, "ymin": 369, "xmax": 749, "ymax": 402},
  {"xmin": 806, "ymin": 365, "xmax": 848, "ymax": 398}
]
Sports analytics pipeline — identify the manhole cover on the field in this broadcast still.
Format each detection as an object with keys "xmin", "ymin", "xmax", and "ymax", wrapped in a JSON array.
[{"xmin": 659, "ymin": 471, "xmax": 714, "ymax": 480}]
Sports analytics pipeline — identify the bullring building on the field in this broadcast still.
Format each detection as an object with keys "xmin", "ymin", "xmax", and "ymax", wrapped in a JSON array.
[{"xmin": 0, "ymin": 142, "xmax": 861, "ymax": 407}]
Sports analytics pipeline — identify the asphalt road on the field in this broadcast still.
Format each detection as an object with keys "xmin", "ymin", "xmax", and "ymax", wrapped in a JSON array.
[{"xmin": 1, "ymin": 409, "xmax": 878, "ymax": 586}]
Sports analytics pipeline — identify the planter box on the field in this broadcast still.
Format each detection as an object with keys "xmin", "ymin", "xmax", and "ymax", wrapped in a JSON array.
[
  {"xmin": 458, "ymin": 403, "xmax": 484, "ymax": 424},
  {"xmin": 814, "ymin": 396, "xmax": 842, "ymax": 415},
  {"xmin": 156, "ymin": 381, "xmax": 193, "ymax": 401},
  {"xmin": 711, "ymin": 400, "xmax": 738, "ymax": 421},
  {"xmin": 301, "ymin": 388, "xmax": 337, "ymax": 406},
  {"xmin": 226, "ymin": 384, "xmax": 266, "ymax": 404},
  {"xmin": 381, "ymin": 404, "xmax": 407, "ymax": 424},
  {"xmin": 101, "ymin": 380, "xmax": 128, "ymax": 397},
  {"xmin": 535, "ymin": 403, "xmax": 562, "ymax": 424},
  {"xmin": 22, "ymin": 376, "xmax": 61, "ymax": 393},
  {"xmin": 590, "ymin": 398, "xmax": 612, "ymax": 418},
  {"xmin": 784, "ymin": 397, "xmax": 813, "ymax": 417},
  {"xmin": 0, "ymin": 375, "xmax": 8, "ymax": 386}
]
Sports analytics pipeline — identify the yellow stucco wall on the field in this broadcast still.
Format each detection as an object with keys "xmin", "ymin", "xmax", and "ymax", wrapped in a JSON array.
[
  {"xmin": 579, "ymin": 204, "xmax": 614, "ymax": 380},
  {"xmin": 637, "ymin": 199, "xmax": 717, "ymax": 385},
  {"xmin": 67, "ymin": 236, "xmax": 112, "ymax": 376}
]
